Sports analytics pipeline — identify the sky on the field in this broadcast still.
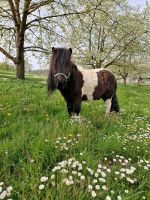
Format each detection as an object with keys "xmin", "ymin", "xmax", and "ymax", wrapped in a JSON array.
[
  {"xmin": 0, "ymin": 0, "xmax": 150, "ymax": 70},
  {"xmin": 128, "ymin": 0, "xmax": 148, "ymax": 7}
]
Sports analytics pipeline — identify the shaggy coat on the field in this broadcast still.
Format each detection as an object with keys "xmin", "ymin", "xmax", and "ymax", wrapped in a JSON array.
[{"xmin": 48, "ymin": 47, "xmax": 119, "ymax": 116}]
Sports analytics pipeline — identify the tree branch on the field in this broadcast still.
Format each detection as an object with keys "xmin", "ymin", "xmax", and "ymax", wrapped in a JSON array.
[
  {"xmin": 14, "ymin": 0, "xmax": 21, "ymax": 25},
  {"xmin": 20, "ymin": 0, "xmax": 31, "ymax": 33},
  {"xmin": 104, "ymin": 33, "xmax": 143, "ymax": 68},
  {"xmin": 0, "ymin": 25, "xmax": 15, "ymax": 32},
  {"xmin": 29, "ymin": 0, "xmax": 54, "ymax": 13},
  {"xmin": 8, "ymin": 0, "xmax": 19, "ymax": 27},
  {"xmin": 26, "ymin": 3, "xmax": 106, "ymax": 28},
  {"xmin": 24, "ymin": 46, "xmax": 49, "ymax": 53},
  {"xmin": 24, "ymin": 46, "xmax": 48, "ymax": 50},
  {"xmin": 102, "ymin": 30, "xmax": 134, "ymax": 64},
  {"xmin": 26, "ymin": 11, "xmax": 89, "ymax": 28},
  {"xmin": 0, "ymin": 6, "xmax": 13, "ymax": 18},
  {"xmin": 0, "ymin": 46, "xmax": 16, "ymax": 64}
]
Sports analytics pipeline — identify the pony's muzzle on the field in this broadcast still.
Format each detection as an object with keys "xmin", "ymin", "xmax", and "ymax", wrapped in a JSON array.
[{"xmin": 54, "ymin": 74, "xmax": 66, "ymax": 87}]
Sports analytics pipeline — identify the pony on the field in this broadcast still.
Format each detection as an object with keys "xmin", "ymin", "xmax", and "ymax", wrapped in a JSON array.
[{"xmin": 47, "ymin": 47, "xmax": 119, "ymax": 116}]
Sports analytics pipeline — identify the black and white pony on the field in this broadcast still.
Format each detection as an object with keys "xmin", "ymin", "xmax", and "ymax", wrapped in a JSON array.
[{"xmin": 48, "ymin": 47, "xmax": 119, "ymax": 116}]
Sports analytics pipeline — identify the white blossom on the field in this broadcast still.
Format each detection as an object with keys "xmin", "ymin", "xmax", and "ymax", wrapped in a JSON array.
[
  {"xmin": 51, "ymin": 175, "xmax": 55, "ymax": 179},
  {"xmin": 124, "ymin": 190, "xmax": 129, "ymax": 193},
  {"xmin": 0, "ymin": 182, "xmax": 4, "ymax": 186},
  {"xmin": 106, "ymin": 195, "xmax": 111, "ymax": 200},
  {"xmin": 72, "ymin": 171, "xmax": 77, "ymax": 175},
  {"xmin": 40, "ymin": 176, "xmax": 48, "ymax": 182},
  {"xmin": 99, "ymin": 178, "xmax": 106, "ymax": 183},
  {"xmin": 39, "ymin": 184, "xmax": 45, "ymax": 190},
  {"xmin": 91, "ymin": 190, "xmax": 97, "ymax": 198},
  {"xmin": 6, "ymin": 186, "xmax": 13, "ymax": 193},
  {"xmin": 117, "ymin": 195, "xmax": 122, "ymax": 200},
  {"xmin": 107, "ymin": 169, "xmax": 111, "ymax": 173},
  {"xmin": 0, "ymin": 191, "xmax": 7, "ymax": 199},
  {"xmin": 88, "ymin": 185, "xmax": 93, "ymax": 190},
  {"xmin": 69, "ymin": 176, "xmax": 73, "ymax": 180},
  {"xmin": 102, "ymin": 185, "xmax": 107, "ymax": 190},
  {"xmin": 95, "ymin": 185, "xmax": 100, "ymax": 190},
  {"xmin": 80, "ymin": 175, "xmax": 85, "ymax": 180},
  {"xmin": 101, "ymin": 172, "xmax": 107, "ymax": 177}
]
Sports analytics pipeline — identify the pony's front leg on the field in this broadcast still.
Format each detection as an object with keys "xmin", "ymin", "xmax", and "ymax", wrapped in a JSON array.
[
  {"xmin": 67, "ymin": 102, "xmax": 73, "ymax": 116},
  {"xmin": 67, "ymin": 99, "xmax": 81, "ymax": 117},
  {"xmin": 72, "ymin": 101, "xmax": 81, "ymax": 116}
]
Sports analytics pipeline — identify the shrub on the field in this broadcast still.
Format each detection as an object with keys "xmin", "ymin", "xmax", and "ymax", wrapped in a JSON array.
[{"xmin": 0, "ymin": 62, "xmax": 15, "ymax": 71}]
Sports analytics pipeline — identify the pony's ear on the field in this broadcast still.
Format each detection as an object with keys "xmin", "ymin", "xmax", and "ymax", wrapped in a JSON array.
[
  {"xmin": 52, "ymin": 47, "xmax": 55, "ymax": 52},
  {"xmin": 68, "ymin": 48, "xmax": 72, "ymax": 54}
]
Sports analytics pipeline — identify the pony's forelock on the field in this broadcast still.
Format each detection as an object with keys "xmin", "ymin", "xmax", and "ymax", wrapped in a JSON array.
[{"xmin": 50, "ymin": 48, "xmax": 73, "ymax": 74}]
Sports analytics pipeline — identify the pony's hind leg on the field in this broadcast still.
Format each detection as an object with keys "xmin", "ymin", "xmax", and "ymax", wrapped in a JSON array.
[
  {"xmin": 105, "ymin": 98, "xmax": 112, "ymax": 115},
  {"xmin": 110, "ymin": 93, "xmax": 119, "ymax": 112}
]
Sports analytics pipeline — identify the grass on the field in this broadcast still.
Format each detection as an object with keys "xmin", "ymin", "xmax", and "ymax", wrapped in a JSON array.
[{"xmin": 0, "ymin": 72, "xmax": 150, "ymax": 200}]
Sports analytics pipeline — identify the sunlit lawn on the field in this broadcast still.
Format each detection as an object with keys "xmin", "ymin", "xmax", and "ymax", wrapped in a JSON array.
[{"xmin": 0, "ymin": 72, "xmax": 150, "ymax": 200}]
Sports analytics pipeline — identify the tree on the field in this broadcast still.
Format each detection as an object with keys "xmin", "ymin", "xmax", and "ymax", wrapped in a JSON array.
[
  {"xmin": 0, "ymin": 0, "xmax": 47, "ymax": 79},
  {"xmin": 0, "ymin": 0, "xmax": 93, "ymax": 79},
  {"xmin": 114, "ymin": 2, "xmax": 150, "ymax": 85},
  {"xmin": 1, "ymin": 0, "xmax": 149, "ymax": 81},
  {"xmin": 64, "ymin": 0, "xmax": 149, "ymax": 71}
]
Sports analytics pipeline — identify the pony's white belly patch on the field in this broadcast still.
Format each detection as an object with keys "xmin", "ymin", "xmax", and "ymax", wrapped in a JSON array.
[{"xmin": 80, "ymin": 69, "xmax": 100, "ymax": 100}]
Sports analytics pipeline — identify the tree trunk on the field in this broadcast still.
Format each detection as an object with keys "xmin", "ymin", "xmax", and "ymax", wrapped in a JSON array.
[
  {"xmin": 138, "ymin": 76, "xmax": 143, "ymax": 85},
  {"xmin": 16, "ymin": 56, "xmax": 25, "ymax": 80},
  {"xmin": 123, "ymin": 77, "xmax": 127, "ymax": 85},
  {"xmin": 95, "ymin": 60, "xmax": 102, "ymax": 68},
  {"xmin": 122, "ymin": 69, "xmax": 128, "ymax": 85},
  {"xmin": 16, "ymin": 32, "xmax": 25, "ymax": 80}
]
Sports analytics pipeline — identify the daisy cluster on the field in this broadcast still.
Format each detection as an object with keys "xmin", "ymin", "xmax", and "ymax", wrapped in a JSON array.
[
  {"xmin": 54, "ymin": 134, "xmax": 81, "ymax": 151},
  {"xmin": 127, "ymin": 132, "xmax": 150, "ymax": 142},
  {"xmin": 134, "ymin": 116, "xmax": 147, "ymax": 122},
  {"xmin": 109, "ymin": 154, "xmax": 137, "ymax": 184},
  {"xmin": 70, "ymin": 115, "xmax": 82, "ymax": 124},
  {"xmin": 70, "ymin": 115, "xmax": 91, "ymax": 126},
  {"xmin": 37, "ymin": 114, "xmax": 150, "ymax": 199},
  {"xmin": 51, "ymin": 157, "xmax": 86, "ymax": 186},
  {"xmin": 0, "ymin": 182, "xmax": 13, "ymax": 200},
  {"xmin": 0, "ymin": 103, "xmax": 10, "ymax": 110},
  {"xmin": 103, "ymin": 122, "xmax": 150, "ymax": 149},
  {"xmin": 39, "ymin": 176, "xmax": 49, "ymax": 191},
  {"xmin": 38, "ymin": 157, "xmax": 86, "ymax": 190},
  {"xmin": 38, "ymin": 151, "xmax": 149, "ymax": 199},
  {"xmin": 137, "ymin": 158, "xmax": 150, "ymax": 171},
  {"xmin": 86, "ymin": 154, "xmax": 139, "ymax": 199}
]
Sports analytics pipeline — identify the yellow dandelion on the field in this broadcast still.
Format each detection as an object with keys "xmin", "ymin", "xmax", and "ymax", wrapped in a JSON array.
[
  {"xmin": 7, "ymin": 113, "xmax": 12, "ymax": 116},
  {"xmin": 68, "ymin": 134, "xmax": 73, "ymax": 138}
]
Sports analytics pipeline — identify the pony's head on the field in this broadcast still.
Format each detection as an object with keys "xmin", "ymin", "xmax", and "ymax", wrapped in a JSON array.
[{"xmin": 48, "ymin": 47, "xmax": 73, "ymax": 92}]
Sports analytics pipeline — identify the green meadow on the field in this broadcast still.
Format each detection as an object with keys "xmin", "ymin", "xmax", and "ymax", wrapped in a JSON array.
[{"xmin": 0, "ymin": 72, "xmax": 150, "ymax": 200}]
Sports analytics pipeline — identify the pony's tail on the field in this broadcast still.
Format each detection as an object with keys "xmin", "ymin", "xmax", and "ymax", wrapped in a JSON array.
[
  {"xmin": 47, "ymin": 72, "xmax": 55, "ymax": 94},
  {"xmin": 111, "ymin": 93, "xmax": 119, "ymax": 112}
]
